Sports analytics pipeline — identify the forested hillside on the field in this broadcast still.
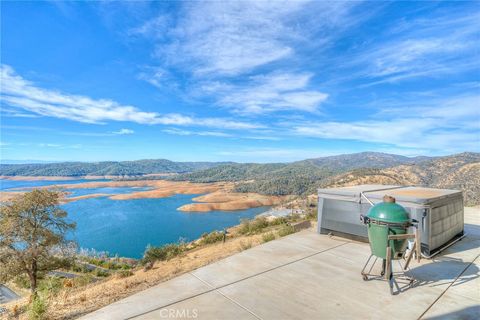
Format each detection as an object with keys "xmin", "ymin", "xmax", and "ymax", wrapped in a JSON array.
[
  {"xmin": 0, "ymin": 159, "xmax": 229, "ymax": 176},
  {"xmin": 173, "ymin": 152, "xmax": 480, "ymax": 205},
  {"xmin": 172, "ymin": 152, "xmax": 431, "ymax": 195},
  {"xmin": 323, "ymin": 152, "xmax": 480, "ymax": 205}
]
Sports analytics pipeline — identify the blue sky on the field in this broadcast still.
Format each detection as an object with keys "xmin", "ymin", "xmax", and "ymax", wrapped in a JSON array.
[{"xmin": 0, "ymin": 1, "xmax": 479, "ymax": 163}]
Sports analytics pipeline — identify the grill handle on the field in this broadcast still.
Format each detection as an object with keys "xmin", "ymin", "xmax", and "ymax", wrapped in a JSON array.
[{"xmin": 360, "ymin": 214, "xmax": 370, "ymax": 225}]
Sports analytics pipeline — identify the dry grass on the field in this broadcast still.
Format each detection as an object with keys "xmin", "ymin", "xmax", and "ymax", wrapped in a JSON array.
[{"xmin": 3, "ymin": 231, "xmax": 268, "ymax": 320}]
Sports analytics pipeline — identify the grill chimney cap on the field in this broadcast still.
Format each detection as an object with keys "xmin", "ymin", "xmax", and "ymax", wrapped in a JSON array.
[{"xmin": 383, "ymin": 195, "xmax": 396, "ymax": 203}]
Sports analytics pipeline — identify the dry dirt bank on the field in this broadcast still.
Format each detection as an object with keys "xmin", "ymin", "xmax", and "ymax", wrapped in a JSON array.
[
  {"xmin": 0, "ymin": 191, "xmax": 24, "ymax": 202},
  {"xmin": 110, "ymin": 181, "xmax": 227, "ymax": 200},
  {"xmin": 179, "ymin": 191, "xmax": 287, "ymax": 212},
  {"xmin": 60, "ymin": 194, "xmax": 110, "ymax": 203}
]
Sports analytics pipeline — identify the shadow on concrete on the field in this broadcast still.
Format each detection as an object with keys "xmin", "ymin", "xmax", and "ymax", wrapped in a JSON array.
[
  {"xmin": 408, "ymin": 256, "xmax": 479, "ymax": 289},
  {"xmin": 464, "ymin": 223, "xmax": 480, "ymax": 240},
  {"xmin": 423, "ymin": 306, "xmax": 480, "ymax": 320}
]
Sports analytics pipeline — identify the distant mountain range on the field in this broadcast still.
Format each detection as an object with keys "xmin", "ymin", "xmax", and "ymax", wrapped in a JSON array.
[
  {"xmin": 0, "ymin": 159, "xmax": 230, "ymax": 176},
  {"xmin": 1, "ymin": 152, "xmax": 479, "ymax": 205},
  {"xmin": 0, "ymin": 159, "xmax": 61, "ymax": 164},
  {"xmin": 0, "ymin": 151, "xmax": 425, "ymax": 177}
]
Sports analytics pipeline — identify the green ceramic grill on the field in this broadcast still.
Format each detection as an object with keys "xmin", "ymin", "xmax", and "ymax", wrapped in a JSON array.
[
  {"xmin": 360, "ymin": 196, "xmax": 418, "ymax": 295},
  {"xmin": 365, "ymin": 202, "xmax": 410, "ymax": 260}
]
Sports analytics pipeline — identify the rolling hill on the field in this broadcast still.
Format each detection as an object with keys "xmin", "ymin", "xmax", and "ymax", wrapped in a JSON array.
[
  {"xmin": 0, "ymin": 159, "xmax": 230, "ymax": 176},
  {"xmin": 1, "ymin": 152, "xmax": 478, "ymax": 204},
  {"xmin": 172, "ymin": 152, "xmax": 479, "ymax": 205},
  {"xmin": 323, "ymin": 152, "xmax": 480, "ymax": 205}
]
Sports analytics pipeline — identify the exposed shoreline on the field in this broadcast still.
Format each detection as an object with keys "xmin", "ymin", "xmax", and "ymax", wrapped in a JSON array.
[
  {"xmin": 0, "ymin": 178, "xmax": 286, "ymax": 211},
  {"xmin": 178, "ymin": 191, "xmax": 287, "ymax": 212},
  {"xmin": 61, "ymin": 193, "xmax": 110, "ymax": 203}
]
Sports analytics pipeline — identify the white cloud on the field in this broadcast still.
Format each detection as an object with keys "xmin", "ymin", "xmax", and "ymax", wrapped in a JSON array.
[
  {"xmin": 38, "ymin": 143, "xmax": 61, "ymax": 148},
  {"xmin": 113, "ymin": 128, "xmax": 134, "ymax": 135},
  {"xmin": 1, "ymin": 65, "xmax": 159, "ymax": 124},
  {"xmin": 348, "ymin": 11, "xmax": 480, "ymax": 85},
  {"xmin": 0, "ymin": 64, "xmax": 261, "ymax": 130},
  {"xmin": 204, "ymin": 72, "xmax": 328, "ymax": 114},
  {"xmin": 162, "ymin": 128, "xmax": 232, "ymax": 137},
  {"xmin": 129, "ymin": 1, "xmax": 371, "ymax": 119},
  {"xmin": 36, "ymin": 143, "xmax": 81, "ymax": 149},
  {"xmin": 148, "ymin": 1, "xmax": 308, "ymax": 76},
  {"xmin": 132, "ymin": 0, "xmax": 363, "ymax": 78},
  {"xmin": 133, "ymin": 1, "xmax": 363, "ymax": 115},
  {"xmin": 293, "ymin": 95, "xmax": 480, "ymax": 152}
]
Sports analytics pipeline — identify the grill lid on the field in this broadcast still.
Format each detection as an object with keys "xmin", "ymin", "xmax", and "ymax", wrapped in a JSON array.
[{"xmin": 367, "ymin": 202, "xmax": 409, "ymax": 224}]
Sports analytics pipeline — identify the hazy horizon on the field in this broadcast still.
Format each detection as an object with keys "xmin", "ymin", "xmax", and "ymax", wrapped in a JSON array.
[{"xmin": 1, "ymin": 150, "xmax": 478, "ymax": 166}]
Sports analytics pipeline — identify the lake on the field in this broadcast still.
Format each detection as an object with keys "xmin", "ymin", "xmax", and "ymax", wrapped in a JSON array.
[{"xmin": 0, "ymin": 179, "xmax": 269, "ymax": 258}]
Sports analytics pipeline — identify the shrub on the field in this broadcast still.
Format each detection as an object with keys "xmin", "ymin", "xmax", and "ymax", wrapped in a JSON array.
[
  {"xmin": 142, "ymin": 243, "xmax": 185, "ymax": 265},
  {"xmin": 268, "ymin": 216, "xmax": 288, "ymax": 226},
  {"xmin": 306, "ymin": 208, "xmax": 318, "ymax": 220},
  {"xmin": 116, "ymin": 270, "xmax": 133, "ymax": 278},
  {"xmin": 200, "ymin": 231, "xmax": 224, "ymax": 244},
  {"xmin": 72, "ymin": 264, "xmax": 83, "ymax": 273},
  {"xmin": 14, "ymin": 274, "xmax": 31, "ymax": 289},
  {"xmin": 250, "ymin": 217, "xmax": 269, "ymax": 232},
  {"xmin": 262, "ymin": 232, "xmax": 276, "ymax": 243},
  {"xmin": 278, "ymin": 224, "xmax": 295, "ymax": 237},
  {"xmin": 238, "ymin": 217, "xmax": 269, "ymax": 235},
  {"xmin": 38, "ymin": 276, "xmax": 63, "ymax": 296},
  {"xmin": 29, "ymin": 296, "xmax": 48, "ymax": 320},
  {"xmin": 238, "ymin": 219, "xmax": 251, "ymax": 235},
  {"xmin": 73, "ymin": 275, "xmax": 95, "ymax": 287},
  {"xmin": 121, "ymin": 264, "xmax": 132, "ymax": 270},
  {"xmin": 94, "ymin": 268, "xmax": 110, "ymax": 277},
  {"xmin": 101, "ymin": 261, "xmax": 114, "ymax": 269}
]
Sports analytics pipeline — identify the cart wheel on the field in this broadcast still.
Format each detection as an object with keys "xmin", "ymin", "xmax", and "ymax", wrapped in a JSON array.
[
  {"xmin": 380, "ymin": 271, "xmax": 385, "ymax": 276},
  {"xmin": 362, "ymin": 274, "xmax": 368, "ymax": 281}
]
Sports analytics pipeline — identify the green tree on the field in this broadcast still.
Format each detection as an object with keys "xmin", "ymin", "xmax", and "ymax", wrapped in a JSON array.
[{"xmin": 0, "ymin": 189, "xmax": 76, "ymax": 294}]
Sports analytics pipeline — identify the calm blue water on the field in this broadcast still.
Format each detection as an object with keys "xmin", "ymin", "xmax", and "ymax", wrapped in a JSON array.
[
  {"xmin": 1, "ymin": 179, "xmax": 269, "ymax": 258},
  {"xmin": 63, "ymin": 194, "xmax": 267, "ymax": 258}
]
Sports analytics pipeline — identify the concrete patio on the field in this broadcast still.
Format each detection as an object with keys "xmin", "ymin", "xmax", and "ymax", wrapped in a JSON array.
[{"xmin": 82, "ymin": 208, "xmax": 479, "ymax": 320}]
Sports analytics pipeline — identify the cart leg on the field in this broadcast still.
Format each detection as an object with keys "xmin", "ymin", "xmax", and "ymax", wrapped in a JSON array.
[
  {"xmin": 381, "ymin": 259, "xmax": 386, "ymax": 276},
  {"xmin": 385, "ymin": 246, "xmax": 391, "ymax": 281},
  {"xmin": 361, "ymin": 254, "xmax": 373, "ymax": 280},
  {"xmin": 404, "ymin": 241, "xmax": 415, "ymax": 270},
  {"xmin": 386, "ymin": 247, "xmax": 394, "ymax": 295},
  {"xmin": 415, "ymin": 227, "xmax": 421, "ymax": 262},
  {"xmin": 389, "ymin": 271, "xmax": 395, "ymax": 295}
]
